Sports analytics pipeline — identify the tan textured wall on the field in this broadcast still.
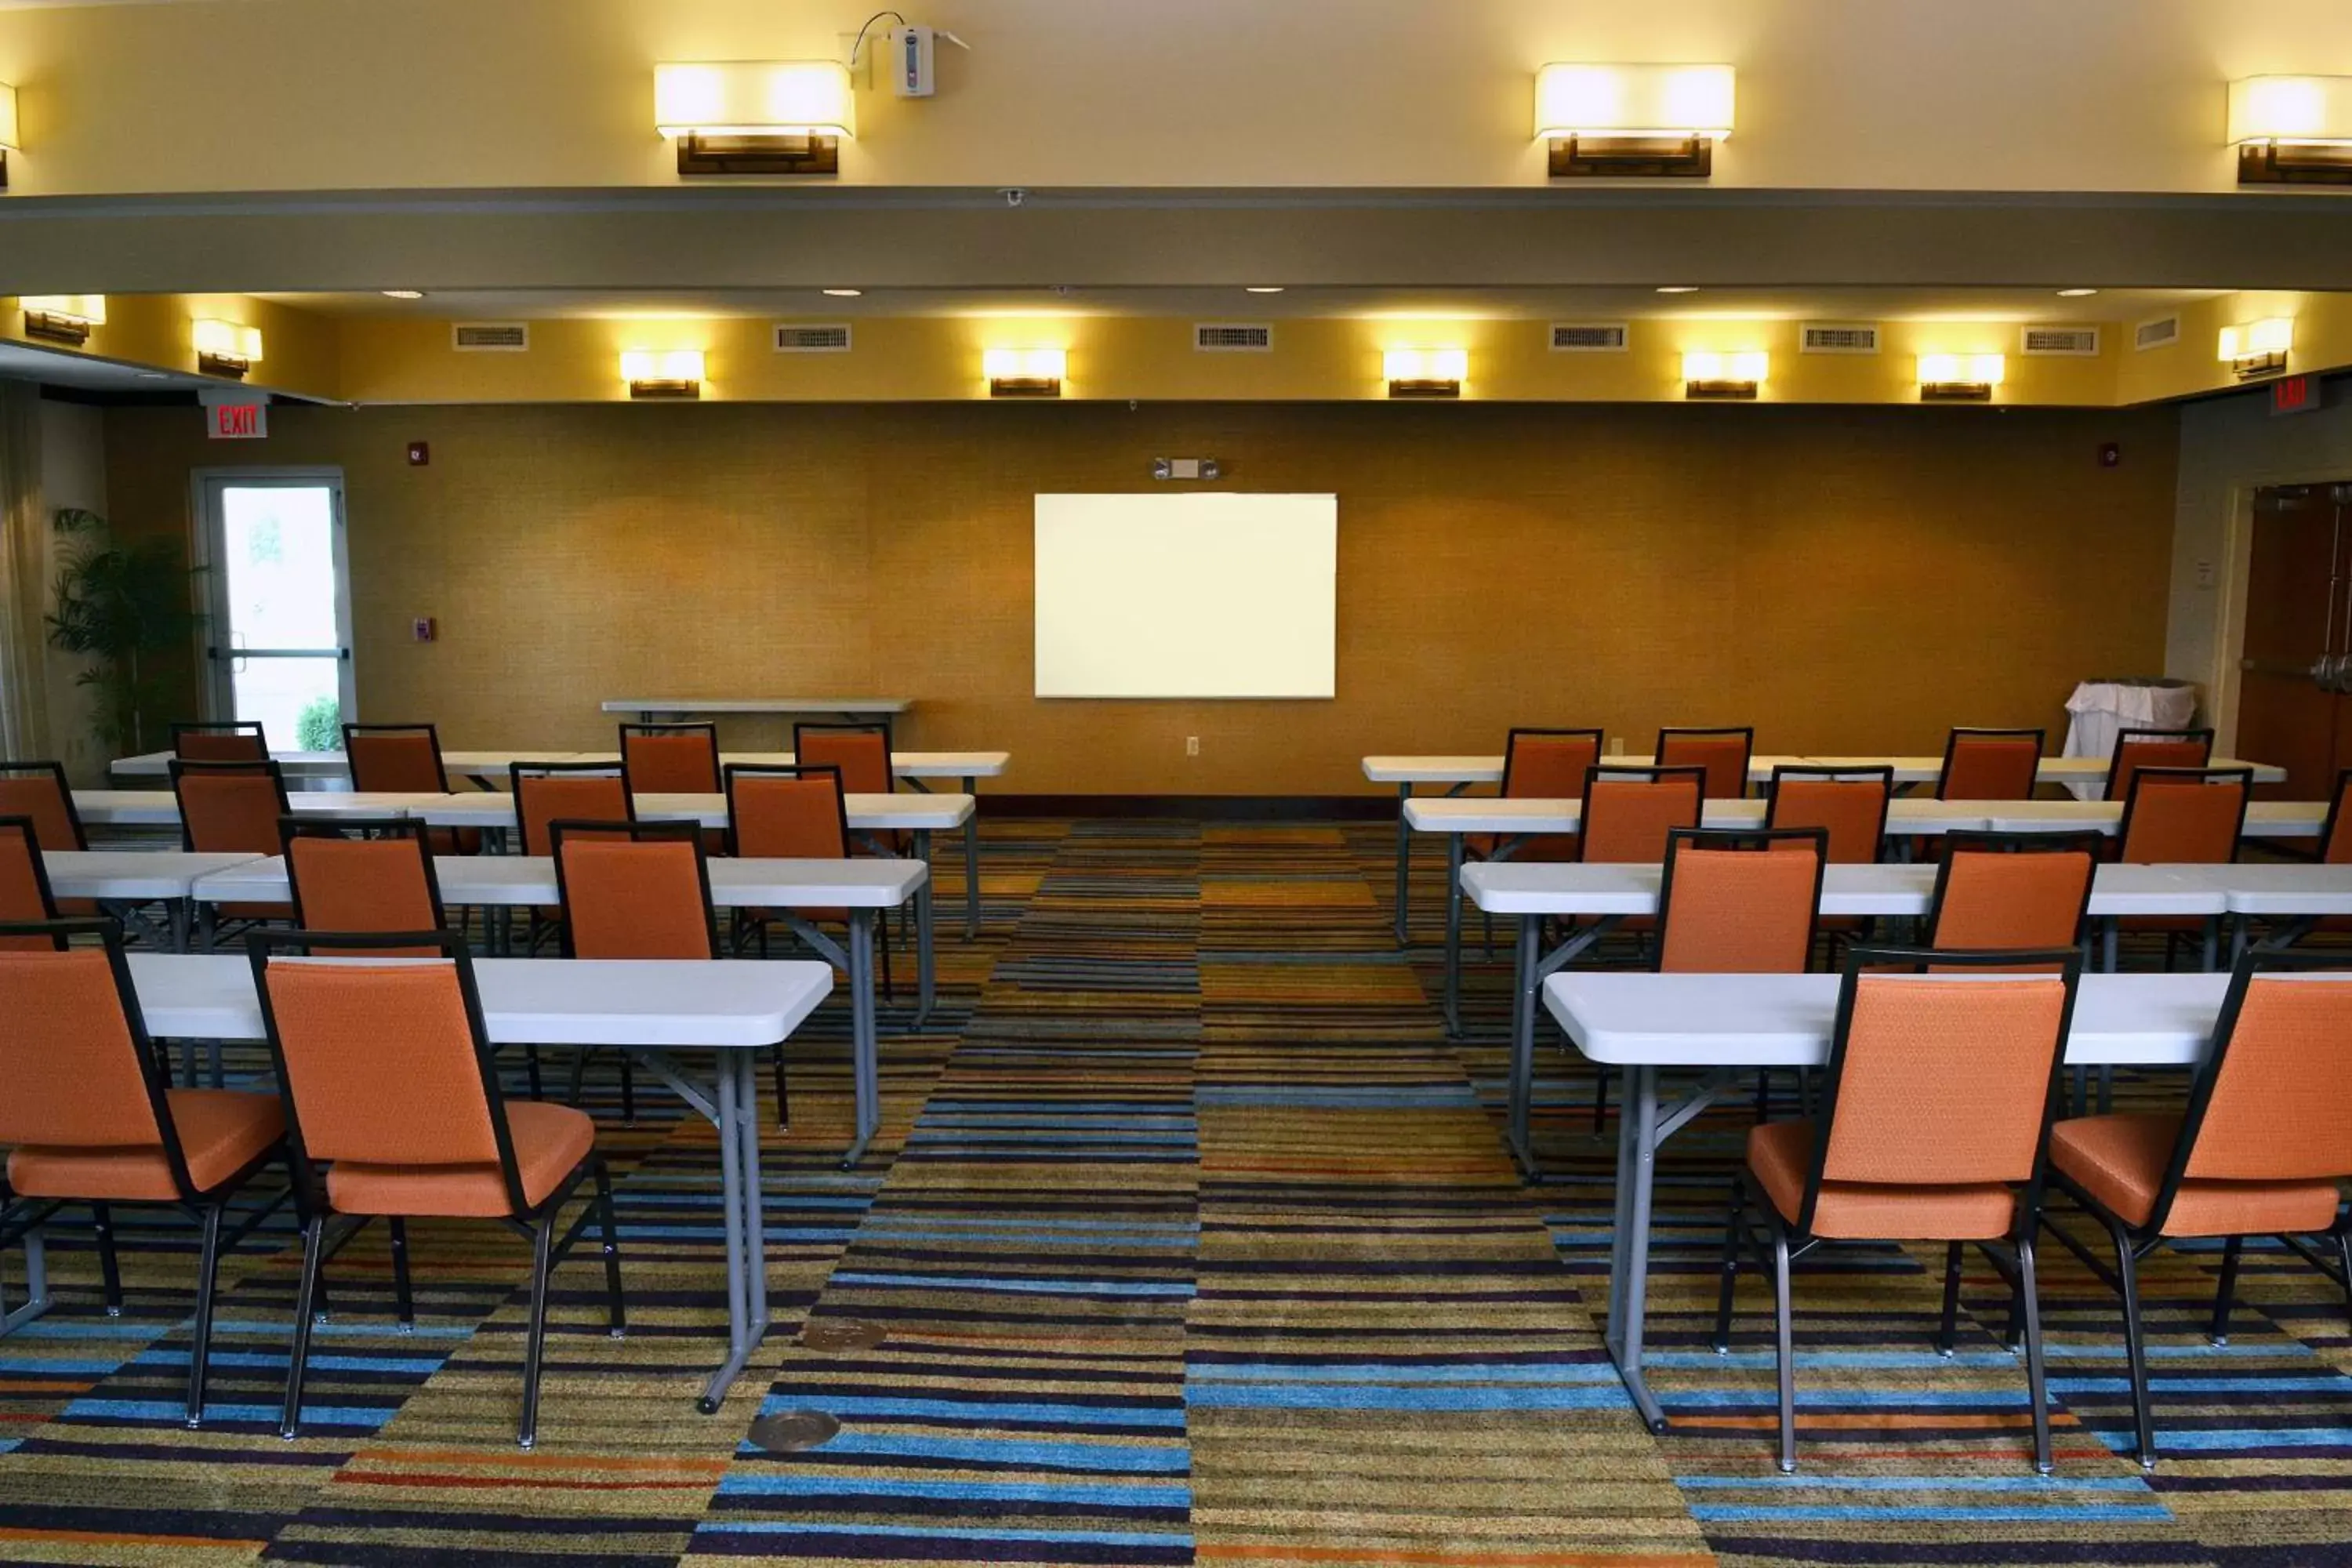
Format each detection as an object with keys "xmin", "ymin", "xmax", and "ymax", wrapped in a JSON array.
[{"xmin": 100, "ymin": 400, "xmax": 2178, "ymax": 794}]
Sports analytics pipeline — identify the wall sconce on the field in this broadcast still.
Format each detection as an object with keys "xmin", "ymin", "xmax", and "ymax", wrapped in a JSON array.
[
  {"xmin": 2218, "ymin": 318, "xmax": 2292, "ymax": 379},
  {"xmin": 192, "ymin": 319, "xmax": 263, "ymax": 379},
  {"xmin": 985, "ymin": 347, "xmax": 1065, "ymax": 397},
  {"xmin": 20, "ymin": 295, "xmax": 105, "ymax": 347},
  {"xmin": 1535, "ymin": 64, "xmax": 1733, "ymax": 177},
  {"xmin": 1683, "ymin": 349, "xmax": 1766, "ymax": 398},
  {"xmin": 1384, "ymin": 347, "xmax": 1466, "ymax": 398},
  {"xmin": 2228, "ymin": 75, "xmax": 2352, "ymax": 184},
  {"xmin": 0, "ymin": 82, "xmax": 16, "ymax": 191},
  {"xmin": 1917, "ymin": 352, "xmax": 2005, "ymax": 402},
  {"xmin": 656, "ymin": 61, "xmax": 855, "ymax": 176},
  {"xmin": 622, "ymin": 349, "xmax": 705, "ymax": 398}
]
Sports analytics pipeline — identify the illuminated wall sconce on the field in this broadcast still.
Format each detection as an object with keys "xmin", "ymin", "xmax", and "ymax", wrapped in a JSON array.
[
  {"xmin": 0, "ymin": 82, "xmax": 16, "ymax": 191},
  {"xmin": 1384, "ymin": 347, "xmax": 1466, "ymax": 398},
  {"xmin": 191, "ymin": 319, "xmax": 263, "ymax": 379},
  {"xmin": 622, "ymin": 349, "xmax": 705, "ymax": 398},
  {"xmin": 1683, "ymin": 349, "xmax": 1766, "ymax": 398},
  {"xmin": 985, "ymin": 347, "xmax": 1065, "ymax": 397},
  {"xmin": 656, "ymin": 61, "xmax": 854, "ymax": 176},
  {"xmin": 19, "ymin": 295, "xmax": 105, "ymax": 347},
  {"xmin": 2228, "ymin": 75, "xmax": 2352, "ymax": 183},
  {"xmin": 1534, "ymin": 64, "xmax": 1733, "ymax": 177},
  {"xmin": 2218, "ymin": 318, "xmax": 2292, "ymax": 379},
  {"xmin": 1917, "ymin": 352, "xmax": 2005, "ymax": 402}
]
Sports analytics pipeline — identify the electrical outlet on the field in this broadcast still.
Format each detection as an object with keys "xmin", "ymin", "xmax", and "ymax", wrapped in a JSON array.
[
  {"xmin": 1607, "ymin": 735, "xmax": 1625, "ymax": 757},
  {"xmin": 1185, "ymin": 736, "xmax": 1200, "ymax": 757},
  {"xmin": 2194, "ymin": 560, "xmax": 2217, "ymax": 590}
]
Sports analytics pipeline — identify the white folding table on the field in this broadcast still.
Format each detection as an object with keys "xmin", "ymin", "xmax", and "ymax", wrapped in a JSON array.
[
  {"xmin": 1542, "ymin": 969, "xmax": 2257, "ymax": 1433},
  {"xmin": 109, "ymin": 750, "xmax": 591, "ymax": 788},
  {"xmin": 1409, "ymin": 797, "xmax": 1998, "ymax": 1035},
  {"xmin": 1802, "ymin": 755, "xmax": 2286, "ymax": 789},
  {"xmin": 1468, "ymin": 861, "xmax": 2242, "ymax": 1175},
  {"xmin": 190, "ymin": 856, "xmax": 924, "ymax": 1165},
  {"xmin": 38, "ymin": 850, "xmax": 267, "ymax": 952},
  {"xmin": 1977, "ymin": 800, "xmax": 2325, "ymax": 838},
  {"xmin": 11, "ymin": 954, "xmax": 832, "ymax": 1410},
  {"xmin": 604, "ymin": 699, "xmax": 911, "ymax": 724}
]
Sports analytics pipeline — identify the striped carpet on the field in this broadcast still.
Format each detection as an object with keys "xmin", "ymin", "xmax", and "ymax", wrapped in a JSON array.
[{"xmin": 1, "ymin": 817, "xmax": 2347, "ymax": 1566}]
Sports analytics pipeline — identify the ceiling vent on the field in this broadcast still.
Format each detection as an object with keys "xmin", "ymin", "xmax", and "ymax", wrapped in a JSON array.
[
  {"xmin": 1801, "ymin": 322, "xmax": 1881, "ymax": 354},
  {"xmin": 2134, "ymin": 316, "xmax": 2181, "ymax": 352},
  {"xmin": 1550, "ymin": 322, "xmax": 1629, "ymax": 351},
  {"xmin": 451, "ymin": 322, "xmax": 529, "ymax": 352},
  {"xmin": 2022, "ymin": 325, "xmax": 2100, "ymax": 357},
  {"xmin": 774, "ymin": 323, "xmax": 852, "ymax": 353},
  {"xmin": 1195, "ymin": 323, "xmax": 1272, "ymax": 352}
]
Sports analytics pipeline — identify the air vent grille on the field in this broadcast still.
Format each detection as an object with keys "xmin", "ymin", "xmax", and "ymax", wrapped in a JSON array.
[
  {"xmin": 1801, "ymin": 322, "xmax": 1881, "ymax": 354},
  {"xmin": 452, "ymin": 322, "xmax": 529, "ymax": 352},
  {"xmin": 1550, "ymin": 322, "xmax": 1628, "ymax": 352},
  {"xmin": 2134, "ymin": 316, "xmax": 2181, "ymax": 351},
  {"xmin": 2022, "ymin": 325, "xmax": 2100, "ymax": 357},
  {"xmin": 1194, "ymin": 323, "xmax": 1272, "ymax": 352},
  {"xmin": 774, "ymin": 323, "xmax": 852, "ymax": 353}
]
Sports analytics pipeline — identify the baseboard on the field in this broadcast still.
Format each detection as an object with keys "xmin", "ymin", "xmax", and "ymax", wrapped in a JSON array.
[{"xmin": 983, "ymin": 793, "xmax": 1396, "ymax": 821}]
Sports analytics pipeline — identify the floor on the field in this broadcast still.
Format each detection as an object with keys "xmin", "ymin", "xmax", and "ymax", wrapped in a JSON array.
[{"xmin": 2, "ymin": 818, "xmax": 2348, "ymax": 1566}]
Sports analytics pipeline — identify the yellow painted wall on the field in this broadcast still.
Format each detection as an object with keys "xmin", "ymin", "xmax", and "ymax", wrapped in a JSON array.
[
  {"xmin": 97, "ymin": 399, "xmax": 2178, "ymax": 795},
  {"xmin": 2, "ymin": 0, "xmax": 2351, "ymax": 198}
]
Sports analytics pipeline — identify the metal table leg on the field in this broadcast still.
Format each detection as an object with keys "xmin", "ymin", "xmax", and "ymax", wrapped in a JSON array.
[
  {"xmin": 1602, "ymin": 1064, "xmax": 1671, "ymax": 1435},
  {"xmin": 731, "ymin": 1051, "xmax": 769, "ymax": 1351},
  {"xmin": 1441, "ymin": 833, "xmax": 1465, "ymax": 1037},
  {"xmin": 1505, "ymin": 912, "xmax": 1618, "ymax": 1177},
  {"xmin": 962, "ymin": 776, "xmax": 980, "ymax": 941},
  {"xmin": 842, "ymin": 911, "xmax": 881, "ymax": 1168},
  {"xmin": 913, "ymin": 829, "xmax": 935, "ymax": 1028},
  {"xmin": 1, "ymin": 1230, "xmax": 51, "ymax": 1335},
  {"xmin": 697, "ymin": 1055, "xmax": 755, "ymax": 1414},
  {"xmin": 169, "ymin": 899, "xmax": 191, "ymax": 954},
  {"xmin": 1393, "ymin": 782, "xmax": 1414, "ymax": 946}
]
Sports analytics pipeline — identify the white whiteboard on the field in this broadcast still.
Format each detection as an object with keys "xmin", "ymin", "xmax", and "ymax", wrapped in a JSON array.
[{"xmin": 1033, "ymin": 493, "xmax": 1338, "ymax": 699}]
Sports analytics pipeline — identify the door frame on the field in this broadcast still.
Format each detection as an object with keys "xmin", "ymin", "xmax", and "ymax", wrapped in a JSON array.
[
  {"xmin": 188, "ymin": 466, "xmax": 356, "ymax": 728},
  {"xmin": 2209, "ymin": 470, "xmax": 2352, "ymax": 755}
]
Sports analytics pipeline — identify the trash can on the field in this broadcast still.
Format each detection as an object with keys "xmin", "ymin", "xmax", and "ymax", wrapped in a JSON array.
[{"xmin": 2060, "ymin": 678, "xmax": 2198, "ymax": 800}]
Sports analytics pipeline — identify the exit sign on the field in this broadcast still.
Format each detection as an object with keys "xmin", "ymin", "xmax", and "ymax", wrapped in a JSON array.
[
  {"xmin": 208, "ymin": 401, "xmax": 267, "ymax": 440},
  {"xmin": 2270, "ymin": 374, "xmax": 2320, "ymax": 416}
]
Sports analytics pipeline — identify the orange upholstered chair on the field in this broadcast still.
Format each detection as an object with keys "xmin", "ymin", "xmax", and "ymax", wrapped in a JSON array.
[
  {"xmin": 0, "ymin": 817, "xmax": 63, "ymax": 948},
  {"xmin": 281, "ymin": 818, "xmax": 448, "ymax": 954},
  {"xmin": 2115, "ymin": 768, "xmax": 2251, "ymax": 969},
  {"xmin": 1656, "ymin": 726, "xmax": 1755, "ymax": 800},
  {"xmin": 1577, "ymin": 765, "xmax": 1705, "ymax": 865},
  {"xmin": 1479, "ymin": 728, "xmax": 1602, "ymax": 864},
  {"xmin": 345, "ymin": 723, "xmax": 479, "ymax": 855},
  {"xmin": 510, "ymin": 762, "xmax": 633, "ymax": 956},
  {"xmin": 2105, "ymin": 727, "xmax": 2214, "ymax": 802},
  {"xmin": 0, "ymin": 761, "xmax": 89, "ymax": 852},
  {"xmin": 0, "ymin": 918, "xmax": 286, "ymax": 1426},
  {"xmin": 172, "ymin": 721, "xmax": 268, "ymax": 762},
  {"xmin": 1938, "ymin": 728, "xmax": 2045, "ymax": 801},
  {"xmin": 171, "ymin": 759, "xmax": 292, "ymax": 931},
  {"xmin": 1654, "ymin": 827, "xmax": 1826, "ymax": 975},
  {"xmin": 2322, "ymin": 770, "xmax": 2352, "ymax": 866},
  {"xmin": 249, "ymin": 928, "xmax": 621, "ymax": 1450},
  {"xmin": 619, "ymin": 723, "xmax": 721, "ymax": 793},
  {"xmin": 2045, "ymin": 950, "xmax": 2352, "ymax": 1471},
  {"xmin": 724, "ymin": 762, "xmax": 887, "ymax": 978},
  {"xmin": 1927, "ymin": 832, "xmax": 2102, "ymax": 956},
  {"xmin": 1716, "ymin": 946, "xmax": 2083, "ymax": 1474},
  {"xmin": 551, "ymin": 820, "xmax": 720, "ymax": 1123},
  {"xmin": 1766, "ymin": 767, "xmax": 1893, "ymax": 864},
  {"xmin": 795, "ymin": 721, "xmax": 901, "ymax": 854}
]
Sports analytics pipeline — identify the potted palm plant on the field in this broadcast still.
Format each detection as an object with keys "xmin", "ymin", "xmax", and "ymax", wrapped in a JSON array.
[{"xmin": 45, "ymin": 508, "xmax": 204, "ymax": 755}]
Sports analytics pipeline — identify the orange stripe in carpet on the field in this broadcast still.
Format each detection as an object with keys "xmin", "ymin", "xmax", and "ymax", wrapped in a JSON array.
[
  {"xmin": 0, "ymin": 1526, "xmax": 267, "ymax": 1550},
  {"xmin": 337, "ymin": 1472, "xmax": 714, "ymax": 1490},
  {"xmin": 347, "ymin": 1446, "xmax": 729, "ymax": 1474}
]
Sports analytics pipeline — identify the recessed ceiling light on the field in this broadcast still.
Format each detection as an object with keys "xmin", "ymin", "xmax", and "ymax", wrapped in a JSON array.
[
  {"xmin": 1656, "ymin": 285, "xmax": 1700, "ymax": 295},
  {"xmin": 822, "ymin": 288, "xmax": 863, "ymax": 297},
  {"xmin": 1245, "ymin": 285, "xmax": 1286, "ymax": 294},
  {"xmin": 380, "ymin": 289, "xmax": 425, "ymax": 300},
  {"xmin": 2056, "ymin": 287, "xmax": 2099, "ymax": 297}
]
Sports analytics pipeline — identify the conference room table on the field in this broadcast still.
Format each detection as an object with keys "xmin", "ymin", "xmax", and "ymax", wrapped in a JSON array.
[
  {"xmin": 99, "ymin": 753, "xmax": 1007, "ymax": 939},
  {"xmin": 1542, "ymin": 967, "xmax": 2307, "ymax": 1434},
  {"xmin": 189, "ymin": 856, "xmax": 925, "ymax": 1166},
  {"xmin": 1363, "ymin": 753, "xmax": 2291, "ymax": 946},
  {"xmin": 1410, "ymin": 796, "xmax": 2330, "ymax": 1034},
  {"xmin": 77, "ymin": 953, "xmax": 833, "ymax": 1412},
  {"xmin": 1468, "ymin": 860, "xmax": 2352, "ymax": 1168},
  {"xmin": 604, "ymin": 698, "xmax": 911, "ymax": 724},
  {"xmin": 37, "ymin": 850, "xmax": 266, "ymax": 953}
]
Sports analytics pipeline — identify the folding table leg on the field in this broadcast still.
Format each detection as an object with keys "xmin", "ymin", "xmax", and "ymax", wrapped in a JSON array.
[
  {"xmin": 0, "ymin": 1229, "xmax": 51, "ymax": 1335},
  {"xmin": 1393, "ymin": 782, "xmax": 1414, "ymax": 947},
  {"xmin": 1506, "ymin": 912, "xmax": 1541, "ymax": 1172},
  {"xmin": 697, "ymin": 1059, "xmax": 752, "ymax": 1415},
  {"xmin": 913, "ymin": 830, "xmax": 935, "ymax": 1026},
  {"xmin": 841, "ymin": 912, "xmax": 880, "ymax": 1168},
  {"xmin": 1603, "ymin": 1065, "xmax": 1669, "ymax": 1434},
  {"xmin": 1441, "ymin": 833, "xmax": 1465, "ymax": 1037},
  {"xmin": 962, "ymin": 775, "xmax": 981, "ymax": 940}
]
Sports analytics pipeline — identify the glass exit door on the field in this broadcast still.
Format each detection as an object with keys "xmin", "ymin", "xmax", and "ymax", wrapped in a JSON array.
[{"xmin": 198, "ymin": 472, "xmax": 354, "ymax": 752}]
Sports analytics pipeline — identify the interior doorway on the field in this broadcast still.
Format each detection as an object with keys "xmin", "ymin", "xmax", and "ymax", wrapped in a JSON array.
[
  {"xmin": 2236, "ymin": 481, "xmax": 2352, "ymax": 799},
  {"xmin": 195, "ymin": 470, "xmax": 354, "ymax": 752}
]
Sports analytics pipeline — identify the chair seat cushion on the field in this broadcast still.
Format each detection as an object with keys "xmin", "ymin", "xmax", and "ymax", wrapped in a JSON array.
[
  {"xmin": 2050, "ymin": 1112, "xmax": 2344, "ymax": 1237},
  {"xmin": 325, "ymin": 1100, "xmax": 595, "ymax": 1218},
  {"xmin": 1748, "ymin": 1120, "xmax": 2017, "ymax": 1241},
  {"xmin": 8, "ymin": 1089, "xmax": 284, "ymax": 1202}
]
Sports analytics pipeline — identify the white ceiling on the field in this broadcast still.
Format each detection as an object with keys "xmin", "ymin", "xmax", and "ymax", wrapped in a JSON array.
[
  {"xmin": 0, "ymin": 339, "xmax": 208, "ymax": 391},
  {"xmin": 259, "ymin": 285, "xmax": 2227, "ymax": 325}
]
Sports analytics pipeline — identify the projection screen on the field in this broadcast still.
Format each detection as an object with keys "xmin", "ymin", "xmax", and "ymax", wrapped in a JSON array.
[{"xmin": 1033, "ymin": 492, "xmax": 1338, "ymax": 699}]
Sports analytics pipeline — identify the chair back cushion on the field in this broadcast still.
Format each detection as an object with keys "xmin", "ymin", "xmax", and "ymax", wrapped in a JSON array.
[
  {"xmin": 176, "ymin": 768, "xmax": 284, "ymax": 855},
  {"xmin": 289, "ymin": 836, "xmax": 441, "ymax": 953},
  {"xmin": 731, "ymin": 774, "xmax": 848, "ymax": 859},
  {"xmin": 797, "ymin": 730, "xmax": 891, "ymax": 797},
  {"xmin": 1769, "ymin": 777, "xmax": 1887, "ymax": 863},
  {"xmin": 347, "ymin": 730, "xmax": 446, "ymax": 793},
  {"xmin": 517, "ymin": 774, "xmax": 628, "ymax": 857},
  {"xmin": 1580, "ymin": 775, "xmax": 1701, "ymax": 863},
  {"xmin": 622, "ymin": 728, "xmax": 720, "ymax": 793},
  {"xmin": 0, "ymin": 949, "xmax": 162, "ymax": 1149},
  {"xmin": 2185, "ymin": 977, "xmax": 2352, "ymax": 1184},
  {"xmin": 1657, "ymin": 843, "xmax": 1819, "ymax": 973},
  {"xmin": 2107, "ymin": 734, "xmax": 2211, "ymax": 800},
  {"xmin": 557, "ymin": 837, "xmax": 714, "ymax": 958},
  {"xmin": 2118, "ymin": 775, "xmax": 2245, "ymax": 865},
  {"xmin": 1940, "ymin": 733, "xmax": 2042, "ymax": 801},
  {"xmin": 0, "ymin": 822, "xmax": 59, "ymax": 948},
  {"xmin": 1657, "ymin": 732, "xmax": 1750, "ymax": 800},
  {"xmin": 263, "ymin": 959, "xmax": 500, "ymax": 1165},
  {"xmin": 1930, "ymin": 847, "xmax": 2094, "ymax": 955},
  {"xmin": 0, "ymin": 771, "xmax": 83, "ymax": 851}
]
